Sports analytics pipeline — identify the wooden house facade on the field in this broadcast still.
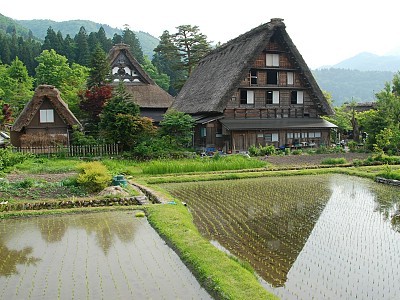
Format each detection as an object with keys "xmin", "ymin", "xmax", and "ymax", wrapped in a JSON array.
[
  {"xmin": 10, "ymin": 85, "xmax": 82, "ymax": 147},
  {"xmin": 170, "ymin": 18, "xmax": 337, "ymax": 153},
  {"xmin": 108, "ymin": 44, "xmax": 174, "ymax": 123}
]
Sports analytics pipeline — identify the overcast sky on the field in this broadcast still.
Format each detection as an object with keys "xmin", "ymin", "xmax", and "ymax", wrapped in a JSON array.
[{"xmin": 2, "ymin": 0, "xmax": 399, "ymax": 69}]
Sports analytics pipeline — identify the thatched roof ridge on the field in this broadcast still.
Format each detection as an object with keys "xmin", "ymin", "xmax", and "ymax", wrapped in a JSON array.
[
  {"xmin": 171, "ymin": 18, "xmax": 333, "ymax": 115},
  {"xmin": 108, "ymin": 44, "xmax": 174, "ymax": 108},
  {"xmin": 124, "ymin": 84, "xmax": 174, "ymax": 108},
  {"xmin": 11, "ymin": 85, "xmax": 82, "ymax": 132},
  {"xmin": 108, "ymin": 44, "xmax": 155, "ymax": 85}
]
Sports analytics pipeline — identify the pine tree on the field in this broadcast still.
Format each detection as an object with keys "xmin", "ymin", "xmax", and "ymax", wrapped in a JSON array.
[
  {"xmin": 87, "ymin": 45, "xmax": 110, "ymax": 88},
  {"xmin": 74, "ymin": 26, "xmax": 90, "ymax": 66},
  {"xmin": 122, "ymin": 27, "xmax": 144, "ymax": 64}
]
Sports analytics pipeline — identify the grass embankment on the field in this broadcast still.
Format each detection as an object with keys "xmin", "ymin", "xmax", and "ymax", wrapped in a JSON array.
[{"xmin": 145, "ymin": 200, "xmax": 278, "ymax": 300}]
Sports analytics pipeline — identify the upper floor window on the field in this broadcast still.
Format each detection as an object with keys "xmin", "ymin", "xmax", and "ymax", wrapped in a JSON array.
[
  {"xmin": 267, "ymin": 70, "xmax": 278, "ymax": 85},
  {"xmin": 266, "ymin": 90, "xmax": 280, "ymax": 105},
  {"xmin": 250, "ymin": 70, "xmax": 258, "ymax": 85},
  {"xmin": 40, "ymin": 109, "xmax": 54, "ymax": 123},
  {"xmin": 291, "ymin": 91, "xmax": 304, "ymax": 104},
  {"xmin": 266, "ymin": 53, "xmax": 279, "ymax": 67},
  {"xmin": 287, "ymin": 72, "xmax": 294, "ymax": 85},
  {"xmin": 240, "ymin": 90, "xmax": 254, "ymax": 105}
]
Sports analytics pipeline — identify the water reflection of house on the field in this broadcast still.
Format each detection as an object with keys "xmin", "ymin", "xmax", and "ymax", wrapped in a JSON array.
[
  {"xmin": 170, "ymin": 18, "xmax": 337, "ymax": 153},
  {"xmin": 108, "ymin": 44, "xmax": 174, "ymax": 124},
  {"xmin": 10, "ymin": 85, "xmax": 82, "ymax": 147}
]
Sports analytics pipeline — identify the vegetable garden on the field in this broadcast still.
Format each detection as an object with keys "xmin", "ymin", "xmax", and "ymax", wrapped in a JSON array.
[{"xmin": 162, "ymin": 174, "xmax": 400, "ymax": 299}]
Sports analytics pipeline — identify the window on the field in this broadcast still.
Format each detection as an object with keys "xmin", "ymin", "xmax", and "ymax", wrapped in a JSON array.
[
  {"xmin": 266, "ymin": 90, "xmax": 279, "ymax": 104},
  {"xmin": 40, "ymin": 109, "xmax": 54, "ymax": 123},
  {"xmin": 291, "ymin": 91, "xmax": 304, "ymax": 104},
  {"xmin": 250, "ymin": 70, "xmax": 257, "ymax": 85},
  {"xmin": 240, "ymin": 90, "xmax": 254, "ymax": 105},
  {"xmin": 266, "ymin": 91, "xmax": 273, "ymax": 104},
  {"xmin": 267, "ymin": 70, "xmax": 278, "ymax": 85},
  {"xmin": 287, "ymin": 132, "xmax": 293, "ymax": 139},
  {"xmin": 266, "ymin": 53, "xmax": 279, "ymax": 66},
  {"xmin": 287, "ymin": 72, "xmax": 294, "ymax": 85},
  {"xmin": 200, "ymin": 127, "xmax": 207, "ymax": 137},
  {"xmin": 265, "ymin": 133, "xmax": 279, "ymax": 142}
]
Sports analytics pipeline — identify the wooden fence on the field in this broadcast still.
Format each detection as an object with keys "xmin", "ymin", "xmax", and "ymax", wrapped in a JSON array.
[{"xmin": 13, "ymin": 144, "xmax": 119, "ymax": 157}]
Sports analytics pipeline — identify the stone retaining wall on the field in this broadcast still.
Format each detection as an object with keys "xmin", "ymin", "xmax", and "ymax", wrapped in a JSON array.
[{"xmin": 375, "ymin": 177, "xmax": 400, "ymax": 187}]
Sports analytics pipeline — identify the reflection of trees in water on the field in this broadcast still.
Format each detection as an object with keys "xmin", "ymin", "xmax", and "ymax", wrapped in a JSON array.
[
  {"xmin": 166, "ymin": 175, "xmax": 333, "ymax": 288},
  {"xmin": 0, "ymin": 238, "xmax": 41, "ymax": 276},
  {"xmin": 37, "ymin": 216, "xmax": 68, "ymax": 243},
  {"xmin": 371, "ymin": 183, "xmax": 400, "ymax": 233},
  {"xmin": 36, "ymin": 212, "xmax": 138, "ymax": 254},
  {"xmin": 0, "ymin": 211, "xmax": 138, "ymax": 276}
]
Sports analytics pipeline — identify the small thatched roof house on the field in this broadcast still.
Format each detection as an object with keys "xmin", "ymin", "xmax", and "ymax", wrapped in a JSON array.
[
  {"xmin": 108, "ymin": 44, "xmax": 174, "ymax": 123},
  {"xmin": 170, "ymin": 18, "xmax": 336, "ymax": 153},
  {"xmin": 10, "ymin": 85, "xmax": 82, "ymax": 147}
]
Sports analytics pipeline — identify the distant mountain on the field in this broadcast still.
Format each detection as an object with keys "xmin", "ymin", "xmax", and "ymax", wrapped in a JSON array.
[
  {"xmin": 15, "ymin": 19, "xmax": 159, "ymax": 58},
  {"xmin": 312, "ymin": 68, "xmax": 394, "ymax": 106},
  {"xmin": 331, "ymin": 52, "xmax": 400, "ymax": 72},
  {"xmin": 0, "ymin": 13, "xmax": 35, "ymax": 39}
]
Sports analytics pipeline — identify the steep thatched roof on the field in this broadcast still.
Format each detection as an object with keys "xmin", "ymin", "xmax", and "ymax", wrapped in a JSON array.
[
  {"xmin": 108, "ymin": 44, "xmax": 174, "ymax": 108},
  {"xmin": 171, "ymin": 18, "xmax": 333, "ymax": 115},
  {"xmin": 11, "ymin": 85, "xmax": 82, "ymax": 132}
]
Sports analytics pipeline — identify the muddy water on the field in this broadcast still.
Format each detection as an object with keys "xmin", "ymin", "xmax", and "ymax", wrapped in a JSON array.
[{"xmin": 0, "ymin": 211, "xmax": 212, "ymax": 300}]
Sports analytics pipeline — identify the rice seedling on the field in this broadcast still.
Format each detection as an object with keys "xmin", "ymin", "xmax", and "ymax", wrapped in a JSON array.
[{"xmin": 161, "ymin": 174, "xmax": 400, "ymax": 298}]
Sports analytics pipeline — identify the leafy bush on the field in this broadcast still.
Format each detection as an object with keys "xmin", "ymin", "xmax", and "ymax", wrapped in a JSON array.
[
  {"xmin": 0, "ymin": 148, "xmax": 32, "ymax": 171},
  {"xmin": 291, "ymin": 149, "xmax": 303, "ymax": 155},
  {"xmin": 248, "ymin": 144, "xmax": 276, "ymax": 156},
  {"xmin": 76, "ymin": 161, "xmax": 110, "ymax": 192},
  {"xmin": 321, "ymin": 157, "xmax": 347, "ymax": 165}
]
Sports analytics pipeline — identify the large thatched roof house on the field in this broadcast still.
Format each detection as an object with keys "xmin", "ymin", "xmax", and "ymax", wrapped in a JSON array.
[
  {"xmin": 10, "ymin": 85, "xmax": 82, "ymax": 147},
  {"xmin": 170, "ymin": 18, "xmax": 337, "ymax": 153},
  {"xmin": 108, "ymin": 44, "xmax": 174, "ymax": 123}
]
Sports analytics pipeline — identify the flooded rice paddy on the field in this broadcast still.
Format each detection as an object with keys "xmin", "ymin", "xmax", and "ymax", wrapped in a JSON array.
[
  {"xmin": 0, "ymin": 211, "xmax": 211, "ymax": 300},
  {"xmin": 164, "ymin": 174, "xmax": 400, "ymax": 300}
]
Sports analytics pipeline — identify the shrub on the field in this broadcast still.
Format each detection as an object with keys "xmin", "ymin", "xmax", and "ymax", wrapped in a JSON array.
[
  {"xmin": 321, "ymin": 157, "xmax": 347, "ymax": 165},
  {"xmin": 0, "ymin": 148, "xmax": 32, "ymax": 171},
  {"xmin": 76, "ymin": 161, "xmax": 110, "ymax": 193},
  {"xmin": 248, "ymin": 145, "xmax": 260, "ymax": 156},
  {"xmin": 291, "ymin": 149, "xmax": 303, "ymax": 155}
]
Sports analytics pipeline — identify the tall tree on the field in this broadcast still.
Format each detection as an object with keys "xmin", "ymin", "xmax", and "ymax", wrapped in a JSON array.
[
  {"xmin": 358, "ymin": 72, "xmax": 400, "ymax": 153},
  {"xmin": 0, "ymin": 57, "xmax": 34, "ymax": 116},
  {"xmin": 122, "ymin": 27, "xmax": 144, "ymax": 64},
  {"xmin": 173, "ymin": 25, "xmax": 212, "ymax": 77},
  {"xmin": 87, "ymin": 45, "xmax": 110, "ymax": 88},
  {"xmin": 42, "ymin": 27, "xmax": 63, "ymax": 54},
  {"xmin": 74, "ymin": 26, "xmax": 90, "ymax": 66},
  {"xmin": 35, "ymin": 49, "xmax": 89, "ymax": 114},
  {"xmin": 153, "ymin": 30, "xmax": 186, "ymax": 95},
  {"xmin": 97, "ymin": 27, "xmax": 113, "ymax": 53},
  {"xmin": 153, "ymin": 26, "xmax": 212, "ymax": 93}
]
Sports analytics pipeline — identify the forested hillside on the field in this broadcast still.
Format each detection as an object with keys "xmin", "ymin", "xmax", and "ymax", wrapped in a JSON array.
[
  {"xmin": 17, "ymin": 19, "xmax": 159, "ymax": 59},
  {"xmin": 312, "ymin": 68, "xmax": 394, "ymax": 106}
]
